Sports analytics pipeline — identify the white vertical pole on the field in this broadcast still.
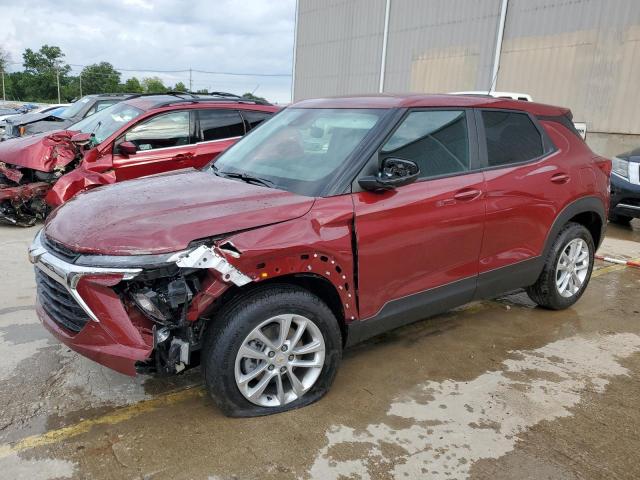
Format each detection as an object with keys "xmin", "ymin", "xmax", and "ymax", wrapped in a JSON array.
[
  {"xmin": 490, "ymin": 0, "xmax": 508, "ymax": 93},
  {"xmin": 189, "ymin": 68, "xmax": 192, "ymax": 92},
  {"xmin": 291, "ymin": 0, "xmax": 299, "ymax": 102},
  {"xmin": 378, "ymin": 0, "xmax": 391, "ymax": 93}
]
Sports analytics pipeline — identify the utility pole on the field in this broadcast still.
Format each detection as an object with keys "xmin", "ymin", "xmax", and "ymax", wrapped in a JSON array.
[
  {"xmin": 189, "ymin": 68, "xmax": 192, "ymax": 92},
  {"xmin": 56, "ymin": 68, "xmax": 61, "ymax": 103},
  {"xmin": 79, "ymin": 74, "xmax": 82, "ymax": 97}
]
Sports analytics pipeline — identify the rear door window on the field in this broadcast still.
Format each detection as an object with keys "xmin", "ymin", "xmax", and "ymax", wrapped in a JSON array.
[
  {"xmin": 241, "ymin": 110, "xmax": 273, "ymax": 131},
  {"xmin": 197, "ymin": 110, "xmax": 245, "ymax": 141},
  {"xmin": 481, "ymin": 111, "xmax": 544, "ymax": 167},
  {"xmin": 124, "ymin": 111, "xmax": 191, "ymax": 151},
  {"xmin": 381, "ymin": 110, "xmax": 470, "ymax": 179}
]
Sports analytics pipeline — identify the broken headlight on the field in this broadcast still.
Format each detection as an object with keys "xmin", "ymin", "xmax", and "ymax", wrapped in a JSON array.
[
  {"xmin": 129, "ymin": 277, "xmax": 193, "ymax": 325},
  {"xmin": 132, "ymin": 288, "xmax": 168, "ymax": 322}
]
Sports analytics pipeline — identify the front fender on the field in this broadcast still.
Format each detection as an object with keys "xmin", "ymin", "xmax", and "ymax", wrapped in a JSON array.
[{"xmin": 46, "ymin": 168, "xmax": 116, "ymax": 207}]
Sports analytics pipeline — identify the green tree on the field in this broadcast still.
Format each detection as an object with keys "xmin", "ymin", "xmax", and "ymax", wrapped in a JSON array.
[
  {"xmin": 142, "ymin": 76, "xmax": 167, "ymax": 93},
  {"xmin": 122, "ymin": 76, "xmax": 144, "ymax": 93},
  {"xmin": 21, "ymin": 45, "xmax": 71, "ymax": 101},
  {"xmin": 196, "ymin": 88, "xmax": 209, "ymax": 94},
  {"xmin": 80, "ymin": 62, "xmax": 121, "ymax": 94},
  {"xmin": 173, "ymin": 81, "xmax": 187, "ymax": 92},
  {"xmin": 241, "ymin": 92, "xmax": 268, "ymax": 103}
]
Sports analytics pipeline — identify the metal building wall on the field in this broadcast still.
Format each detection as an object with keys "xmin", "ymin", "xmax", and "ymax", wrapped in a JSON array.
[
  {"xmin": 496, "ymin": 0, "xmax": 640, "ymax": 142},
  {"xmin": 383, "ymin": 0, "xmax": 502, "ymax": 93},
  {"xmin": 293, "ymin": 0, "xmax": 386, "ymax": 100}
]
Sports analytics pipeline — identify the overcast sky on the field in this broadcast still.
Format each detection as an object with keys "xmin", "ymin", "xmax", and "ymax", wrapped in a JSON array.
[{"xmin": 1, "ymin": 0, "xmax": 296, "ymax": 103}]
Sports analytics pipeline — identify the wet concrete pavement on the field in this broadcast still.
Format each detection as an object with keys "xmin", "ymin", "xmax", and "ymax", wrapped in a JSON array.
[{"xmin": 1, "ymin": 221, "xmax": 639, "ymax": 479}]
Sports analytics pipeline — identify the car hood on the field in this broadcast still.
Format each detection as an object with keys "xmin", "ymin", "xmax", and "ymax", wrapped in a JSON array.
[
  {"xmin": 0, "ymin": 130, "xmax": 79, "ymax": 171},
  {"xmin": 44, "ymin": 170, "xmax": 316, "ymax": 255},
  {"xmin": 6, "ymin": 111, "xmax": 66, "ymax": 126}
]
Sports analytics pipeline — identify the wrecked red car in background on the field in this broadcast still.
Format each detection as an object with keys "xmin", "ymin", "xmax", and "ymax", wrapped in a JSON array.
[{"xmin": 0, "ymin": 92, "xmax": 277, "ymax": 226}]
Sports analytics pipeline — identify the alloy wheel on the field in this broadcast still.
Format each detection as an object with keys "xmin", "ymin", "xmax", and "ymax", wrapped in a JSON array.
[
  {"xmin": 555, "ymin": 238, "xmax": 590, "ymax": 298},
  {"xmin": 234, "ymin": 314, "xmax": 326, "ymax": 407}
]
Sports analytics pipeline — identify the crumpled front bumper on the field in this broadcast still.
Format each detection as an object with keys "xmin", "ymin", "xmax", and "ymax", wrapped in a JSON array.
[{"xmin": 29, "ymin": 231, "xmax": 154, "ymax": 375}]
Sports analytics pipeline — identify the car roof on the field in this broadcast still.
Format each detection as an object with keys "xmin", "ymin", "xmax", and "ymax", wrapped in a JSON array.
[
  {"xmin": 292, "ymin": 93, "xmax": 568, "ymax": 116},
  {"xmin": 124, "ymin": 93, "xmax": 276, "ymax": 112}
]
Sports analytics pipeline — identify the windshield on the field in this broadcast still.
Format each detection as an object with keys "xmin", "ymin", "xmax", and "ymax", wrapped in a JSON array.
[
  {"xmin": 210, "ymin": 108, "xmax": 386, "ymax": 196},
  {"xmin": 59, "ymin": 97, "xmax": 91, "ymax": 119},
  {"xmin": 70, "ymin": 102, "xmax": 143, "ymax": 144}
]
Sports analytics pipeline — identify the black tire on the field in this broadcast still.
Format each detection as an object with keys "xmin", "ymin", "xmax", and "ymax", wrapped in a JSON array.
[
  {"xmin": 526, "ymin": 222, "xmax": 594, "ymax": 310},
  {"xmin": 609, "ymin": 213, "xmax": 632, "ymax": 225},
  {"xmin": 201, "ymin": 284, "xmax": 342, "ymax": 417}
]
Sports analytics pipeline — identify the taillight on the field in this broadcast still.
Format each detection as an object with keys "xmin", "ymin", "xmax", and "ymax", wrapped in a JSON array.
[{"xmin": 594, "ymin": 156, "xmax": 612, "ymax": 177}]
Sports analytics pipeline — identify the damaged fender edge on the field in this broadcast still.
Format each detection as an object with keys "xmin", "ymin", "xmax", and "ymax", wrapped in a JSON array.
[{"xmin": 175, "ymin": 244, "xmax": 252, "ymax": 286}]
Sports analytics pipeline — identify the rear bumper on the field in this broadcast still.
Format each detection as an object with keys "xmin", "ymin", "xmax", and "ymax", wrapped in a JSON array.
[
  {"xmin": 29, "ymin": 231, "xmax": 153, "ymax": 376},
  {"xmin": 610, "ymin": 173, "xmax": 640, "ymax": 219}
]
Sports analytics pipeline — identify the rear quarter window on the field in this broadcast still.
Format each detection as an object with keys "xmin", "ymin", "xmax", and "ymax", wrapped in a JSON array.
[{"xmin": 481, "ymin": 111, "xmax": 544, "ymax": 167}]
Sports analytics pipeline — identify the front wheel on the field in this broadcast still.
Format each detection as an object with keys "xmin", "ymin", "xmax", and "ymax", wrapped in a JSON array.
[
  {"xmin": 526, "ymin": 222, "xmax": 594, "ymax": 310},
  {"xmin": 202, "ymin": 285, "xmax": 342, "ymax": 417}
]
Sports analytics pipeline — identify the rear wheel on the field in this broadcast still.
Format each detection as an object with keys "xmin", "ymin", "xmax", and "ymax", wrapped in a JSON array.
[
  {"xmin": 202, "ymin": 285, "xmax": 342, "ymax": 417},
  {"xmin": 526, "ymin": 222, "xmax": 594, "ymax": 309}
]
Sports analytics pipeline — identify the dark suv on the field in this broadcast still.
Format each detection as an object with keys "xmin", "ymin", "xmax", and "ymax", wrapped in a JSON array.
[
  {"xmin": 610, "ymin": 148, "xmax": 640, "ymax": 223},
  {"xmin": 29, "ymin": 94, "xmax": 611, "ymax": 416},
  {"xmin": 2, "ymin": 94, "xmax": 132, "ymax": 140}
]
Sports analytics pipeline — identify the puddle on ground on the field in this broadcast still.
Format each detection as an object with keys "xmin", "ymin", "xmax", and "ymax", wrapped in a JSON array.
[{"xmin": 309, "ymin": 332, "xmax": 640, "ymax": 480}]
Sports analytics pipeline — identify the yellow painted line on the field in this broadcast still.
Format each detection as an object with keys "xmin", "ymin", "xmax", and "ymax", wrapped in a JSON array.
[
  {"xmin": 0, "ymin": 385, "xmax": 204, "ymax": 459},
  {"xmin": 0, "ymin": 257, "xmax": 636, "ymax": 459}
]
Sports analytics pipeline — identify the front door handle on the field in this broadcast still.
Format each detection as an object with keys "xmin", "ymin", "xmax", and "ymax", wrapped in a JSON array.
[
  {"xmin": 551, "ymin": 173, "xmax": 570, "ymax": 184},
  {"xmin": 453, "ymin": 188, "xmax": 482, "ymax": 202}
]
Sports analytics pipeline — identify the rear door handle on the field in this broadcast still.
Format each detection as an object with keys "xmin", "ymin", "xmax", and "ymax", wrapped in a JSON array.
[
  {"xmin": 551, "ymin": 173, "xmax": 570, "ymax": 184},
  {"xmin": 173, "ymin": 152, "xmax": 194, "ymax": 163},
  {"xmin": 453, "ymin": 188, "xmax": 482, "ymax": 201}
]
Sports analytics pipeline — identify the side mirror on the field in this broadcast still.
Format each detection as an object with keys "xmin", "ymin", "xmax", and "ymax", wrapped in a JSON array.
[
  {"xmin": 358, "ymin": 158, "xmax": 420, "ymax": 192},
  {"xmin": 118, "ymin": 141, "xmax": 138, "ymax": 156}
]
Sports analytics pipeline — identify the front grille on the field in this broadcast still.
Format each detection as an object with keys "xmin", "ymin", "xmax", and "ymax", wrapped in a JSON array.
[
  {"xmin": 42, "ymin": 234, "xmax": 79, "ymax": 263},
  {"xmin": 35, "ymin": 268, "xmax": 89, "ymax": 333}
]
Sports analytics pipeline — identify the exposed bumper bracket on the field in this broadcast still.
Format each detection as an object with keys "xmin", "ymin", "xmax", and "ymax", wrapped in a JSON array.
[{"xmin": 175, "ymin": 245, "xmax": 252, "ymax": 286}]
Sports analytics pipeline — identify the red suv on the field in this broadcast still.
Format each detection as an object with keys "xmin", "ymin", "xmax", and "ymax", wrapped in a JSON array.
[
  {"xmin": 0, "ymin": 93, "xmax": 277, "ymax": 226},
  {"xmin": 29, "ymin": 94, "xmax": 611, "ymax": 416}
]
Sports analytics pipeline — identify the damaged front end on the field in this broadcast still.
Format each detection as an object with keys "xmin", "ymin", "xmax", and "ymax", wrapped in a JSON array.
[
  {"xmin": 126, "ymin": 243, "xmax": 251, "ymax": 375},
  {"xmin": 30, "ymin": 230, "xmax": 252, "ymax": 376},
  {"xmin": 0, "ymin": 132, "xmax": 92, "ymax": 226}
]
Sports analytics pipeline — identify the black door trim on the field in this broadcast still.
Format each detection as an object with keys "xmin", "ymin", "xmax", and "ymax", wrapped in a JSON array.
[{"xmin": 345, "ymin": 276, "xmax": 476, "ymax": 346}]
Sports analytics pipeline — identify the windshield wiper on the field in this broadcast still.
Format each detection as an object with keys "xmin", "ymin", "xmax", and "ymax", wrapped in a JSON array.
[{"xmin": 218, "ymin": 170, "xmax": 274, "ymax": 188}]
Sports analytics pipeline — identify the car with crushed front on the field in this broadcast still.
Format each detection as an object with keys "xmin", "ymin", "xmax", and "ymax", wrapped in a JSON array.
[
  {"xmin": 0, "ymin": 92, "xmax": 277, "ymax": 225},
  {"xmin": 29, "ymin": 94, "xmax": 611, "ymax": 416}
]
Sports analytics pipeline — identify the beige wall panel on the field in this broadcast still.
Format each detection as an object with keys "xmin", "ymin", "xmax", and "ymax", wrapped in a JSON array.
[{"xmin": 410, "ymin": 47, "xmax": 479, "ymax": 93}]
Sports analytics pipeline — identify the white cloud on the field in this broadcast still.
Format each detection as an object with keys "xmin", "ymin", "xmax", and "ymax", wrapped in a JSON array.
[{"xmin": 1, "ymin": 0, "xmax": 296, "ymax": 103}]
